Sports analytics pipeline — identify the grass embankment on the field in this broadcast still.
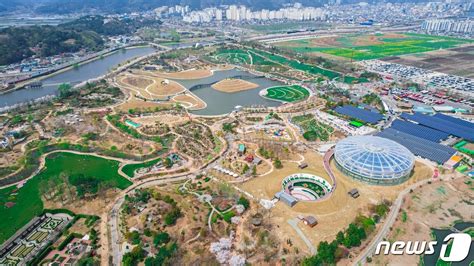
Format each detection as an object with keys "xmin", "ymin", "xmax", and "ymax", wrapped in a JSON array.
[
  {"xmin": 122, "ymin": 158, "xmax": 162, "ymax": 178},
  {"xmin": 0, "ymin": 152, "xmax": 131, "ymax": 244}
]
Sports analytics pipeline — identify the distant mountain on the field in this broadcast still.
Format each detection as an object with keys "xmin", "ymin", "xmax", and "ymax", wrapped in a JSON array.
[
  {"xmin": 2, "ymin": 0, "xmax": 431, "ymax": 14},
  {"xmin": 0, "ymin": 0, "xmax": 50, "ymax": 13}
]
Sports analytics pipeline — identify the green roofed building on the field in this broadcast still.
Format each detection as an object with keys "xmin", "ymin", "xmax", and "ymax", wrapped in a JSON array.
[{"xmin": 349, "ymin": 120, "xmax": 364, "ymax": 128}]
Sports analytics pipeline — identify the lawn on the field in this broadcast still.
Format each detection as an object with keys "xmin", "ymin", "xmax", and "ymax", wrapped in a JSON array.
[
  {"xmin": 122, "ymin": 158, "xmax": 162, "ymax": 178},
  {"xmin": 264, "ymin": 85, "xmax": 310, "ymax": 102},
  {"xmin": 214, "ymin": 49, "xmax": 252, "ymax": 65},
  {"xmin": 213, "ymin": 49, "xmax": 277, "ymax": 66},
  {"xmin": 275, "ymin": 33, "xmax": 473, "ymax": 60},
  {"xmin": 249, "ymin": 49, "xmax": 368, "ymax": 83},
  {"xmin": 0, "ymin": 152, "xmax": 131, "ymax": 244},
  {"xmin": 213, "ymin": 48, "xmax": 367, "ymax": 83}
]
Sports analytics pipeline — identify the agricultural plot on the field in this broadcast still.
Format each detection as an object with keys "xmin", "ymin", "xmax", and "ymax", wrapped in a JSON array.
[
  {"xmin": 292, "ymin": 114, "xmax": 334, "ymax": 141},
  {"xmin": 274, "ymin": 33, "xmax": 473, "ymax": 61},
  {"xmin": 263, "ymin": 85, "xmax": 310, "ymax": 102},
  {"xmin": 0, "ymin": 152, "xmax": 131, "ymax": 243}
]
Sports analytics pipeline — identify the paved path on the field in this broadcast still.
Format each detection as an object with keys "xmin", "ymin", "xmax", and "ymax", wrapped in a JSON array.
[
  {"xmin": 109, "ymin": 174, "xmax": 191, "ymax": 265},
  {"xmin": 288, "ymin": 218, "xmax": 316, "ymax": 255}
]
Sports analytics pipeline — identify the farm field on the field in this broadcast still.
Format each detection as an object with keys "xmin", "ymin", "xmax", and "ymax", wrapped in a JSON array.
[
  {"xmin": 0, "ymin": 152, "xmax": 131, "ymax": 244},
  {"xmin": 382, "ymin": 45, "xmax": 474, "ymax": 78},
  {"xmin": 263, "ymin": 85, "xmax": 310, "ymax": 103},
  {"xmin": 274, "ymin": 33, "xmax": 473, "ymax": 61}
]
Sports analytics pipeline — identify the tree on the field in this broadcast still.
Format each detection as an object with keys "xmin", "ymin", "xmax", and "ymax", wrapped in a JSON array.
[
  {"xmin": 251, "ymin": 165, "xmax": 257, "ymax": 176},
  {"xmin": 336, "ymin": 231, "xmax": 345, "ymax": 244},
  {"xmin": 316, "ymin": 241, "xmax": 337, "ymax": 264},
  {"xmin": 153, "ymin": 232, "xmax": 170, "ymax": 247},
  {"xmin": 122, "ymin": 245, "xmax": 145, "ymax": 266},
  {"xmin": 164, "ymin": 208, "xmax": 181, "ymax": 226},
  {"xmin": 273, "ymin": 158, "xmax": 282, "ymax": 169},
  {"xmin": 58, "ymin": 83, "xmax": 73, "ymax": 98},
  {"xmin": 164, "ymin": 157, "xmax": 173, "ymax": 168},
  {"xmin": 242, "ymin": 164, "xmax": 249, "ymax": 174},
  {"xmin": 237, "ymin": 196, "xmax": 250, "ymax": 209}
]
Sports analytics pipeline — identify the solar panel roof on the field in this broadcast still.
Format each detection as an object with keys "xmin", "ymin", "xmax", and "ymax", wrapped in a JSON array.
[
  {"xmin": 390, "ymin": 119, "xmax": 449, "ymax": 143},
  {"xmin": 433, "ymin": 113, "xmax": 474, "ymax": 130},
  {"xmin": 376, "ymin": 128, "xmax": 456, "ymax": 164},
  {"xmin": 400, "ymin": 113, "xmax": 474, "ymax": 142},
  {"xmin": 334, "ymin": 105, "xmax": 384, "ymax": 124}
]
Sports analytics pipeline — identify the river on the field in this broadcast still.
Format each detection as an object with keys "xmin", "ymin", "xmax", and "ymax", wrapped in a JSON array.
[{"xmin": 0, "ymin": 46, "xmax": 157, "ymax": 108}]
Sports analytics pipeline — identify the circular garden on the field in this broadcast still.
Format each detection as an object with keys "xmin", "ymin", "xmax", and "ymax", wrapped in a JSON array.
[{"xmin": 282, "ymin": 173, "xmax": 333, "ymax": 202}]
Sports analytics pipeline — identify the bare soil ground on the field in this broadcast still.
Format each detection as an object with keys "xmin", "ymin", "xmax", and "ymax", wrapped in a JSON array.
[
  {"xmin": 118, "ymin": 74, "xmax": 185, "ymax": 98},
  {"xmin": 152, "ymin": 69, "xmax": 213, "ymax": 80},
  {"xmin": 147, "ymin": 79, "xmax": 185, "ymax": 96},
  {"xmin": 114, "ymin": 97, "xmax": 172, "ymax": 112},
  {"xmin": 121, "ymin": 76, "xmax": 153, "ymax": 89},
  {"xmin": 172, "ymin": 94, "xmax": 207, "ymax": 110},
  {"xmin": 133, "ymin": 114, "xmax": 189, "ymax": 127},
  {"xmin": 382, "ymin": 44, "xmax": 474, "ymax": 78},
  {"xmin": 44, "ymin": 190, "xmax": 119, "ymax": 216},
  {"xmin": 369, "ymin": 177, "xmax": 473, "ymax": 265},
  {"xmin": 211, "ymin": 78, "xmax": 259, "ymax": 93}
]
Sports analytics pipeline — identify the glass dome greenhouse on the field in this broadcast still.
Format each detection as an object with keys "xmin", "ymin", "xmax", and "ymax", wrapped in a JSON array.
[{"xmin": 334, "ymin": 136, "xmax": 415, "ymax": 185}]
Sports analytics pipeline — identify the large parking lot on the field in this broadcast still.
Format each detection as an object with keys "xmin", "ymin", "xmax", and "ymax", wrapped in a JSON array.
[{"xmin": 360, "ymin": 60, "xmax": 474, "ymax": 93}]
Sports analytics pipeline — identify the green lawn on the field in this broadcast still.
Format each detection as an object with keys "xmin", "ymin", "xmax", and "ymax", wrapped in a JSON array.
[
  {"xmin": 122, "ymin": 158, "xmax": 162, "ymax": 178},
  {"xmin": 213, "ymin": 49, "xmax": 277, "ymax": 66},
  {"xmin": 0, "ymin": 152, "xmax": 132, "ymax": 244},
  {"xmin": 264, "ymin": 85, "xmax": 310, "ymax": 102},
  {"xmin": 249, "ymin": 49, "xmax": 367, "ymax": 83},
  {"xmin": 213, "ymin": 48, "xmax": 367, "ymax": 84},
  {"xmin": 275, "ymin": 33, "xmax": 472, "ymax": 60}
]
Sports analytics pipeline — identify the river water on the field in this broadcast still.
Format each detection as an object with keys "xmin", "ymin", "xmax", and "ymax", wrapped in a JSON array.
[{"xmin": 0, "ymin": 47, "xmax": 157, "ymax": 108}]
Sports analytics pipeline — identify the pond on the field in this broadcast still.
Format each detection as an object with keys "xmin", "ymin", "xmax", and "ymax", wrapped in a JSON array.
[
  {"xmin": 173, "ymin": 69, "xmax": 283, "ymax": 116},
  {"xmin": 423, "ymin": 221, "xmax": 474, "ymax": 266}
]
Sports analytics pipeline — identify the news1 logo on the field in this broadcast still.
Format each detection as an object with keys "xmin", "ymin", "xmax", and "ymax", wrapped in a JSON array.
[{"xmin": 375, "ymin": 233, "xmax": 472, "ymax": 262}]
